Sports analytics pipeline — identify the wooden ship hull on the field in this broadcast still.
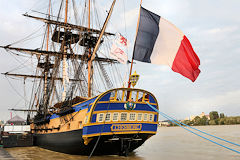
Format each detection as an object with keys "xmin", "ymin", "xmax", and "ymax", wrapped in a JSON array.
[
  {"xmin": 31, "ymin": 88, "xmax": 159, "ymax": 155},
  {"xmin": 34, "ymin": 130, "xmax": 151, "ymax": 155}
]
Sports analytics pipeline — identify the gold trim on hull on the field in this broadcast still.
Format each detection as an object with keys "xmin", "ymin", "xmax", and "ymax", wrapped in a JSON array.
[{"xmin": 82, "ymin": 131, "xmax": 157, "ymax": 138}]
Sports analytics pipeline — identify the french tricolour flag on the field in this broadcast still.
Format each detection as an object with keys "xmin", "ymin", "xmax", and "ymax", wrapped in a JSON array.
[{"xmin": 133, "ymin": 7, "xmax": 200, "ymax": 82}]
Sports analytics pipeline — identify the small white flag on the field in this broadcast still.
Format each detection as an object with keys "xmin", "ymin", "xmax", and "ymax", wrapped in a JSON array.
[
  {"xmin": 116, "ymin": 33, "xmax": 129, "ymax": 47},
  {"xmin": 110, "ymin": 43, "xmax": 128, "ymax": 64}
]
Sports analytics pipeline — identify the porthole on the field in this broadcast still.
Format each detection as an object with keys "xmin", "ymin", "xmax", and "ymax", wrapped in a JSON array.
[
  {"xmin": 105, "ymin": 113, "xmax": 111, "ymax": 122},
  {"xmin": 112, "ymin": 112, "xmax": 119, "ymax": 121},
  {"xmin": 129, "ymin": 113, "xmax": 136, "ymax": 121},
  {"xmin": 137, "ymin": 113, "xmax": 142, "ymax": 121},
  {"xmin": 149, "ymin": 114, "xmax": 154, "ymax": 122},
  {"xmin": 98, "ymin": 113, "xmax": 104, "ymax": 122},
  {"xmin": 121, "ymin": 113, "xmax": 127, "ymax": 121},
  {"xmin": 143, "ymin": 113, "xmax": 148, "ymax": 121}
]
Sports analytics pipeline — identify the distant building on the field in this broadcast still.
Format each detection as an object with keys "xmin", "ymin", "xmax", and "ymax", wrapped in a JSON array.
[
  {"xmin": 190, "ymin": 115, "xmax": 196, "ymax": 121},
  {"xmin": 199, "ymin": 112, "xmax": 205, "ymax": 118},
  {"xmin": 6, "ymin": 115, "xmax": 26, "ymax": 125},
  {"xmin": 205, "ymin": 115, "xmax": 210, "ymax": 120},
  {"xmin": 199, "ymin": 112, "xmax": 210, "ymax": 120},
  {"xmin": 159, "ymin": 120, "xmax": 170, "ymax": 126},
  {"xmin": 184, "ymin": 117, "xmax": 190, "ymax": 120},
  {"xmin": 3, "ymin": 115, "xmax": 30, "ymax": 134},
  {"xmin": 189, "ymin": 112, "xmax": 210, "ymax": 121}
]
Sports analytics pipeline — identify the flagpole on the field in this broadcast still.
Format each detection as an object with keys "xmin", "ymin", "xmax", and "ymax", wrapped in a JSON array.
[{"xmin": 127, "ymin": 0, "xmax": 142, "ymax": 88}]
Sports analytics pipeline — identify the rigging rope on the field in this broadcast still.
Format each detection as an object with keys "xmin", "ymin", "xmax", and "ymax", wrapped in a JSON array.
[
  {"xmin": 6, "ymin": 57, "xmax": 32, "ymax": 73},
  {"xmin": 145, "ymin": 102, "xmax": 240, "ymax": 154},
  {"xmin": 6, "ymin": 77, "xmax": 29, "ymax": 104},
  {"xmin": 88, "ymin": 100, "xmax": 111, "ymax": 159}
]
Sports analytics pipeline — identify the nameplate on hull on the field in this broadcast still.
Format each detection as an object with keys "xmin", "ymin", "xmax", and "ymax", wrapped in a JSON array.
[{"xmin": 111, "ymin": 124, "xmax": 142, "ymax": 132}]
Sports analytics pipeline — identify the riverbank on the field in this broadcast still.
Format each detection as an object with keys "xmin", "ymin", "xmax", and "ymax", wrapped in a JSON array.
[
  {"xmin": 165, "ymin": 116, "xmax": 240, "ymax": 127},
  {"xmin": 160, "ymin": 123, "xmax": 240, "ymax": 127}
]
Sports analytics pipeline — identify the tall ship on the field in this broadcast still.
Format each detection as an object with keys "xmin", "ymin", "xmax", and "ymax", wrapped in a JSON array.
[{"xmin": 0, "ymin": 0, "xmax": 159, "ymax": 156}]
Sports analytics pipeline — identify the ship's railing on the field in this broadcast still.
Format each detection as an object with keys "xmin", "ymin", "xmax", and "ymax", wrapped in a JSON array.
[
  {"xmin": 85, "ymin": 88, "xmax": 158, "ymax": 125},
  {"xmin": 109, "ymin": 89, "xmax": 152, "ymax": 103}
]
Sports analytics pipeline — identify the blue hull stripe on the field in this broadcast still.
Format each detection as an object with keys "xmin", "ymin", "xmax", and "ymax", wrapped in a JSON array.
[{"xmin": 83, "ymin": 123, "xmax": 157, "ymax": 136}]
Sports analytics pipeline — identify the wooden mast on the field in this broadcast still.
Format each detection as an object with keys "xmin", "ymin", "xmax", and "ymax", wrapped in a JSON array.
[
  {"xmin": 65, "ymin": 0, "xmax": 68, "ymax": 23},
  {"xmin": 128, "ymin": 0, "xmax": 142, "ymax": 88},
  {"xmin": 62, "ymin": 0, "xmax": 69, "ymax": 101},
  {"xmin": 87, "ymin": 0, "xmax": 117, "ymax": 97},
  {"xmin": 46, "ymin": 0, "xmax": 51, "ymax": 52},
  {"xmin": 43, "ymin": 0, "xmax": 51, "ymax": 115},
  {"xmin": 87, "ymin": 0, "xmax": 92, "ymax": 97},
  {"xmin": 90, "ymin": 0, "xmax": 116, "ymax": 61}
]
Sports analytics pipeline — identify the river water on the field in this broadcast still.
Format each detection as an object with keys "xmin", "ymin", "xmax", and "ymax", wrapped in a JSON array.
[{"xmin": 5, "ymin": 125, "xmax": 240, "ymax": 160}]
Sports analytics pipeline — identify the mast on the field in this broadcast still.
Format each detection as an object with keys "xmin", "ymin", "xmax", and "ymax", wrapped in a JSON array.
[
  {"xmin": 128, "ymin": 0, "xmax": 142, "ymax": 88},
  {"xmin": 62, "ymin": 0, "xmax": 69, "ymax": 101},
  {"xmin": 1, "ymin": 0, "xmax": 119, "ymax": 108},
  {"xmin": 46, "ymin": 0, "xmax": 51, "ymax": 51},
  {"xmin": 87, "ymin": 0, "xmax": 116, "ymax": 97},
  {"xmin": 43, "ymin": 0, "xmax": 51, "ymax": 112},
  {"xmin": 42, "ymin": 0, "xmax": 52, "ymax": 116},
  {"xmin": 87, "ymin": 0, "xmax": 92, "ymax": 97},
  {"xmin": 90, "ymin": 0, "xmax": 116, "ymax": 61}
]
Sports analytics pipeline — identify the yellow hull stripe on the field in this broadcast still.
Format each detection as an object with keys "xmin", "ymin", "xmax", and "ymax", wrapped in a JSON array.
[
  {"xmin": 82, "ymin": 131, "xmax": 157, "ymax": 138},
  {"xmin": 92, "ymin": 110, "xmax": 158, "ymax": 115},
  {"xmin": 83, "ymin": 122, "xmax": 158, "ymax": 127},
  {"xmin": 96, "ymin": 101, "xmax": 157, "ymax": 106}
]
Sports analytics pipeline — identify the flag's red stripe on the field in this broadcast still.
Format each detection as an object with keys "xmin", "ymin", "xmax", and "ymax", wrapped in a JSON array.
[{"xmin": 172, "ymin": 35, "xmax": 201, "ymax": 82}]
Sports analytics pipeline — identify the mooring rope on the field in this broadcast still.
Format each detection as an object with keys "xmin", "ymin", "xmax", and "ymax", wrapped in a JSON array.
[
  {"xmin": 145, "ymin": 102, "xmax": 240, "ymax": 154},
  {"xmin": 160, "ymin": 111, "xmax": 240, "ymax": 147},
  {"xmin": 88, "ymin": 100, "xmax": 112, "ymax": 159}
]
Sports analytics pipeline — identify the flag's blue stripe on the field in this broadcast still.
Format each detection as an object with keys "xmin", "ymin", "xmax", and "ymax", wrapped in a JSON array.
[{"xmin": 133, "ymin": 6, "xmax": 160, "ymax": 63}]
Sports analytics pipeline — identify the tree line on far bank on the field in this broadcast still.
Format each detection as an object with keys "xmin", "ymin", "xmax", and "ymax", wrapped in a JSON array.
[{"xmin": 170, "ymin": 111, "xmax": 240, "ymax": 126}]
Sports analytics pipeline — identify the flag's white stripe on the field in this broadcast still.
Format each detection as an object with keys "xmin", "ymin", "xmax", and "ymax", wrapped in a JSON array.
[{"xmin": 150, "ymin": 18, "xmax": 184, "ymax": 67}]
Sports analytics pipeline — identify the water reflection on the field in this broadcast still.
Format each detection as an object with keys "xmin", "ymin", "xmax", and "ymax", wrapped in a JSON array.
[{"xmin": 6, "ymin": 147, "xmax": 144, "ymax": 160}]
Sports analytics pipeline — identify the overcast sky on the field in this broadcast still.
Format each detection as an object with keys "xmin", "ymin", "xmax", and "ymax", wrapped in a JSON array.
[{"xmin": 0, "ymin": 0, "xmax": 240, "ymax": 121}]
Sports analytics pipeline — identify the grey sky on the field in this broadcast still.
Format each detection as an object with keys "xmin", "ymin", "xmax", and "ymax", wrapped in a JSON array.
[{"xmin": 0, "ymin": 0, "xmax": 240, "ymax": 121}]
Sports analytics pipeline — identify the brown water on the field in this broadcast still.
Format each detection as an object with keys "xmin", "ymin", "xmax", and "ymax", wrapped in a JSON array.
[{"xmin": 5, "ymin": 125, "xmax": 240, "ymax": 160}]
